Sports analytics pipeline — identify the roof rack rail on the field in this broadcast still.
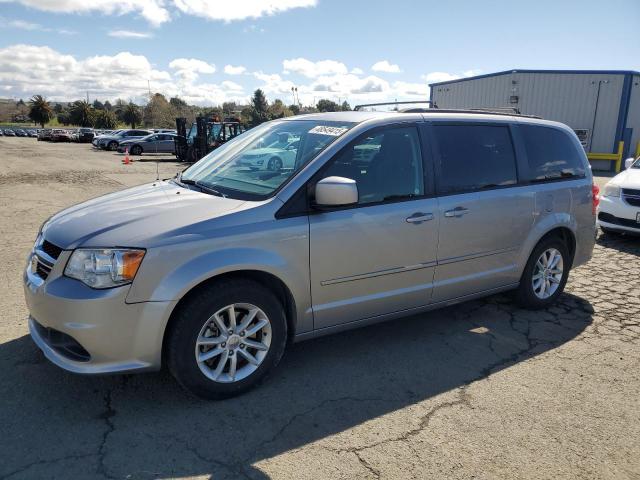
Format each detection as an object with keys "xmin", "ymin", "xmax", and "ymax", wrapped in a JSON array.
[
  {"xmin": 354, "ymin": 100, "xmax": 434, "ymax": 111},
  {"xmin": 400, "ymin": 107, "xmax": 540, "ymax": 119}
]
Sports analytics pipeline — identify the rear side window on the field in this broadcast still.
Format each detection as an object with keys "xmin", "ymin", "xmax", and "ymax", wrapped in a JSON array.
[
  {"xmin": 520, "ymin": 125, "xmax": 586, "ymax": 181},
  {"xmin": 433, "ymin": 124, "xmax": 517, "ymax": 194}
]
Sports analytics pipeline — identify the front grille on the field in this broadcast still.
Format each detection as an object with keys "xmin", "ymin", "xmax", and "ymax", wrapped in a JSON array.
[
  {"xmin": 32, "ymin": 319, "xmax": 91, "ymax": 362},
  {"xmin": 35, "ymin": 258, "xmax": 52, "ymax": 280},
  {"xmin": 598, "ymin": 212, "xmax": 640, "ymax": 229},
  {"xmin": 41, "ymin": 240, "xmax": 62, "ymax": 260},
  {"xmin": 622, "ymin": 189, "xmax": 640, "ymax": 207}
]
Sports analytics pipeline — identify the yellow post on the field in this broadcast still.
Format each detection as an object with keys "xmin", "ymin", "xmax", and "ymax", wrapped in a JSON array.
[
  {"xmin": 615, "ymin": 141, "xmax": 624, "ymax": 172},
  {"xmin": 635, "ymin": 141, "xmax": 640, "ymax": 159}
]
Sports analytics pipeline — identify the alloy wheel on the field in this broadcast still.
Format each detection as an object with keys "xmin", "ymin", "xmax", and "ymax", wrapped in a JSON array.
[
  {"xmin": 532, "ymin": 248, "xmax": 564, "ymax": 299},
  {"xmin": 195, "ymin": 303, "xmax": 272, "ymax": 383}
]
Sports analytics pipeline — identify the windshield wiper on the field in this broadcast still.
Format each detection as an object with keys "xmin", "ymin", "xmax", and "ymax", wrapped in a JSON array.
[
  {"xmin": 195, "ymin": 181, "xmax": 227, "ymax": 198},
  {"xmin": 174, "ymin": 173, "xmax": 226, "ymax": 197}
]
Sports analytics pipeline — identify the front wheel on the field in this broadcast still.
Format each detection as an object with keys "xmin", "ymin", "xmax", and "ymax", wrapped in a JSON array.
[
  {"xmin": 267, "ymin": 157, "xmax": 283, "ymax": 171},
  {"xmin": 515, "ymin": 236, "xmax": 570, "ymax": 309},
  {"xmin": 107, "ymin": 141, "xmax": 118, "ymax": 151},
  {"xmin": 167, "ymin": 279, "xmax": 287, "ymax": 399},
  {"xmin": 131, "ymin": 145, "xmax": 143, "ymax": 155}
]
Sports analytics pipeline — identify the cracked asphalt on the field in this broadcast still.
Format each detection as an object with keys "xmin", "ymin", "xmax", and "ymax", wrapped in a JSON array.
[{"xmin": 1, "ymin": 137, "xmax": 639, "ymax": 479}]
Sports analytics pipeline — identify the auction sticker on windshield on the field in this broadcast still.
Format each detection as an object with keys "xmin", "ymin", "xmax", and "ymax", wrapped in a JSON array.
[{"xmin": 308, "ymin": 125, "xmax": 349, "ymax": 136}]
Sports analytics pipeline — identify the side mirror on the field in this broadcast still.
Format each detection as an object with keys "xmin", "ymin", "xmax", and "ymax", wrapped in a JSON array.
[
  {"xmin": 625, "ymin": 157, "xmax": 636, "ymax": 170},
  {"xmin": 314, "ymin": 176, "xmax": 358, "ymax": 208}
]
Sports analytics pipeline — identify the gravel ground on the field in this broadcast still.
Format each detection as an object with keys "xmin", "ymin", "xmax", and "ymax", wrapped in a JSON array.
[{"xmin": 0, "ymin": 137, "xmax": 638, "ymax": 480}]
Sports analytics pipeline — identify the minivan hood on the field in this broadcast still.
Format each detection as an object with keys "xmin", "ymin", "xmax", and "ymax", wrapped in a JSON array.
[{"xmin": 42, "ymin": 181, "xmax": 249, "ymax": 249}]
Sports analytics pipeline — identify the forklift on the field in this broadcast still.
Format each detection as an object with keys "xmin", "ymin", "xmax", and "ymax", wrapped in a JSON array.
[{"xmin": 174, "ymin": 116, "xmax": 245, "ymax": 162}]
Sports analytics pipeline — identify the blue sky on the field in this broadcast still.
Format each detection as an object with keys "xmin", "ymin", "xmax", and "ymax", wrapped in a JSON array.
[{"xmin": 0, "ymin": 0, "xmax": 638, "ymax": 106}]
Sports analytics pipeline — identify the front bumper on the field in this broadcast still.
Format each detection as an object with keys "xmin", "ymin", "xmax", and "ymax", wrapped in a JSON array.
[
  {"xmin": 24, "ymin": 249, "xmax": 176, "ymax": 375},
  {"xmin": 598, "ymin": 195, "xmax": 640, "ymax": 233}
]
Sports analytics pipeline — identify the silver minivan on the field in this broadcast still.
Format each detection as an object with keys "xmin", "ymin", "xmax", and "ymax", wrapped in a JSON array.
[{"xmin": 24, "ymin": 111, "xmax": 597, "ymax": 398}]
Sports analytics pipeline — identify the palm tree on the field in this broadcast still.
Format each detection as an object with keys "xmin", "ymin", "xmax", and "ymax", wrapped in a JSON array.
[
  {"xmin": 122, "ymin": 103, "xmax": 142, "ymax": 128},
  {"xmin": 28, "ymin": 95, "xmax": 53, "ymax": 128},
  {"xmin": 69, "ymin": 100, "xmax": 96, "ymax": 127}
]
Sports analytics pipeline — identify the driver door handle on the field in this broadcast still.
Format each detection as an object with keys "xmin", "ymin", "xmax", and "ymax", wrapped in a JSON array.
[
  {"xmin": 444, "ymin": 207, "xmax": 470, "ymax": 218},
  {"xmin": 406, "ymin": 212, "xmax": 434, "ymax": 223}
]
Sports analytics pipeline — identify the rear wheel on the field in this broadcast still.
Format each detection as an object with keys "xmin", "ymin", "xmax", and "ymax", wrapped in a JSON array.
[
  {"xmin": 107, "ymin": 141, "xmax": 118, "ymax": 151},
  {"xmin": 267, "ymin": 157, "xmax": 283, "ymax": 171},
  {"xmin": 131, "ymin": 145, "xmax": 143, "ymax": 155},
  {"xmin": 515, "ymin": 236, "xmax": 570, "ymax": 309},
  {"xmin": 167, "ymin": 279, "xmax": 287, "ymax": 399}
]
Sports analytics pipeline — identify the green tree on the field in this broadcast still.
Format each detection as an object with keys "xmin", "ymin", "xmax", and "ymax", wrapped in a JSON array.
[
  {"xmin": 92, "ymin": 99, "xmax": 104, "ymax": 110},
  {"xmin": 267, "ymin": 99, "xmax": 293, "ymax": 120},
  {"xmin": 144, "ymin": 93, "xmax": 175, "ymax": 128},
  {"xmin": 94, "ymin": 110, "xmax": 118, "ymax": 129},
  {"xmin": 103, "ymin": 100, "xmax": 112, "ymax": 111},
  {"xmin": 169, "ymin": 97, "xmax": 187, "ymax": 109},
  {"xmin": 69, "ymin": 100, "xmax": 96, "ymax": 127},
  {"xmin": 250, "ymin": 89, "xmax": 269, "ymax": 126},
  {"xmin": 53, "ymin": 103, "xmax": 63, "ymax": 114},
  {"xmin": 341, "ymin": 100, "xmax": 351, "ymax": 111},
  {"xmin": 316, "ymin": 99, "xmax": 340, "ymax": 112},
  {"xmin": 57, "ymin": 112, "xmax": 70, "ymax": 126},
  {"xmin": 28, "ymin": 95, "xmax": 54, "ymax": 127},
  {"xmin": 122, "ymin": 103, "xmax": 142, "ymax": 128},
  {"xmin": 288, "ymin": 104, "xmax": 300, "ymax": 115}
]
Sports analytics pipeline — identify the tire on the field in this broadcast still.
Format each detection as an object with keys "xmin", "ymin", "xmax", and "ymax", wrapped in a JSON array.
[
  {"xmin": 131, "ymin": 145, "xmax": 143, "ymax": 155},
  {"xmin": 267, "ymin": 157, "xmax": 283, "ymax": 171},
  {"xmin": 107, "ymin": 141, "xmax": 118, "ymax": 151},
  {"xmin": 167, "ymin": 279, "xmax": 288, "ymax": 399},
  {"xmin": 515, "ymin": 235, "xmax": 571, "ymax": 309}
]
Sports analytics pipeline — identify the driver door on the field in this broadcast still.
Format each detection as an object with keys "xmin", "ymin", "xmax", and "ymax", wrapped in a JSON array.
[{"xmin": 309, "ymin": 124, "xmax": 439, "ymax": 329}]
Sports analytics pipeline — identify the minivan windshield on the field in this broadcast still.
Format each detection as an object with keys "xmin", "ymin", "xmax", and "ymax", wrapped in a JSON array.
[{"xmin": 180, "ymin": 119, "xmax": 355, "ymax": 200}]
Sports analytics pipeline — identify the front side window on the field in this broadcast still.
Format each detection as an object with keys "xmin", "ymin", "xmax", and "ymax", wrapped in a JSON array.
[
  {"xmin": 434, "ymin": 124, "xmax": 517, "ymax": 194},
  {"xmin": 321, "ymin": 125, "xmax": 424, "ymax": 205},
  {"xmin": 181, "ymin": 120, "xmax": 355, "ymax": 200},
  {"xmin": 520, "ymin": 125, "xmax": 586, "ymax": 181}
]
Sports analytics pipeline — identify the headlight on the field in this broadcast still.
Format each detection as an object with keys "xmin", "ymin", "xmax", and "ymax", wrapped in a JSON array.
[
  {"xmin": 603, "ymin": 183, "xmax": 621, "ymax": 198},
  {"xmin": 64, "ymin": 249, "xmax": 145, "ymax": 289}
]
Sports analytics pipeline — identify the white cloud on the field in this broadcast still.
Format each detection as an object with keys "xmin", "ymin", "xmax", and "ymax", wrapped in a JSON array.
[
  {"xmin": 0, "ymin": 16, "xmax": 77, "ymax": 34},
  {"xmin": 108, "ymin": 30, "xmax": 153, "ymax": 39},
  {"xmin": 351, "ymin": 67, "xmax": 364, "ymax": 75},
  {"xmin": 282, "ymin": 58, "xmax": 348, "ymax": 78},
  {"xmin": 173, "ymin": 0, "xmax": 316, "ymax": 21},
  {"xmin": 371, "ymin": 60, "xmax": 402, "ymax": 73},
  {"xmin": 0, "ymin": 0, "xmax": 170, "ymax": 26},
  {"xmin": 169, "ymin": 57, "xmax": 215, "ymax": 82},
  {"xmin": 392, "ymin": 81, "xmax": 429, "ymax": 97},
  {"xmin": 0, "ymin": 44, "xmax": 246, "ymax": 106},
  {"xmin": 422, "ymin": 70, "xmax": 482, "ymax": 84},
  {"xmin": 224, "ymin": 64, "xmax": 246, "ymax": 75}
]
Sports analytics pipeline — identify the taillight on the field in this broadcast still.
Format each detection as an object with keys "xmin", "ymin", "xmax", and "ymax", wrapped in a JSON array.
[{"xmin": 592, "ymin": 184, "xmax": 600, "ymax": 215}]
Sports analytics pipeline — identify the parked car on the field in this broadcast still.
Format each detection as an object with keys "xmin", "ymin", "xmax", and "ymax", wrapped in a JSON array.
[
  {"xmin": 153, "ymin": 129, "xmax": 177, "ymax": 134},
  {"xmin": 239, "ymin": 133, "xmax": 300, "ymax": 170},
  {"xmin": 51, "ymin": 129, "xmax": 72, "ymax": 142},
  {"xmin": 598, "ymin": 156, "xmax": 640, "ymax": 234},
  {"xmin": 38, "ymin": 129, "xmax": 53, "ymax": 141},
  {"xmin": 77, "ymin": 128, "xmax": 95, "ymax": 143},
  {"xmin": 27, "ymin": 130, "xmax": 38, "ymax": 137},
  {"xmin": 15, "ymin": 129, "xmax": 28, "ymax": 137},
  {"xmin": 24, "ymin": 111, "xmax": 597, "ymax": 399},
  {"xmin": 117, "ymin": 133, "xmax": 177, "ymax": 155},
  {"xmin": 94, "ymin": 129, "xmax": 152, "ymax": 150},
  {"xmin": 3, "ymin": 129, "xmax": 16, "ymax": 136}
]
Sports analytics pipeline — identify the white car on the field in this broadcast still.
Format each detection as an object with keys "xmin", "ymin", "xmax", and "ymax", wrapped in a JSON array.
[
  {"xmin": 598, "ymin": 156, "xmax": 640, "ymax": 234},
  {"xmin": 239, "ymin": 139, "xmax": 300, "ymax": 171}
]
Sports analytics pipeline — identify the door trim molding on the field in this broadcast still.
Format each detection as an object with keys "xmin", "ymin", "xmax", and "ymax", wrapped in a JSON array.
[{"xmin": 321, "ymin": 260, "xmax": 437, "ymax": 286}]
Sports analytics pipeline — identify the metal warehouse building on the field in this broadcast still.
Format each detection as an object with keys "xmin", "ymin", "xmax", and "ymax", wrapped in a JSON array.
[{"xmin": 429, "ymin": 69, "xmax": 640, "ymax": 171}]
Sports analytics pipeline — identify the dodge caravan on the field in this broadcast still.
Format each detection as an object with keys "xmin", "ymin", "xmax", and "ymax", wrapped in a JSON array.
[{"xmin": 24, "ymin": 111, "xmax": 597, "ymax": 398}]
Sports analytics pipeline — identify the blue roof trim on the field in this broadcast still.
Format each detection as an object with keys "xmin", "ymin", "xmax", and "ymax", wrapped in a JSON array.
[
  {"xmin": 428, "ymin": 69, "xmax": 640, "ymax": 87},
  {"xmin": 614, "ymin": 73, "xmax": 633, "ymax": 154}
]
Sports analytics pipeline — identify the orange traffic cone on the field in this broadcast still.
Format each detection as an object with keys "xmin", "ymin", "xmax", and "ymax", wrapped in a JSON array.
[{"xmin": 122, "ymin": 147, "xmax": 131, "ymax": 165}]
